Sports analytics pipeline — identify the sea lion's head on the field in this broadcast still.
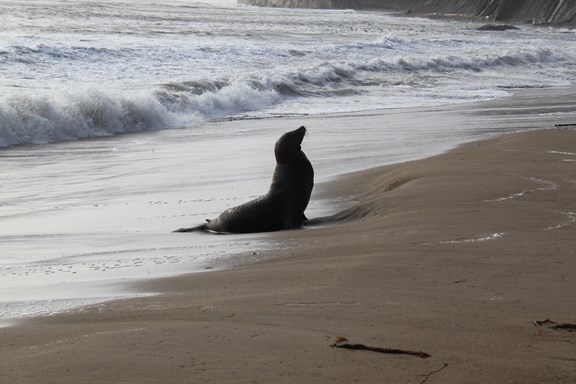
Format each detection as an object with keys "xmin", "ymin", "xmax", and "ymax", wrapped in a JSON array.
[{"xmin": 274, "ymin": 126, "xmax": 307, "ymax": 165}]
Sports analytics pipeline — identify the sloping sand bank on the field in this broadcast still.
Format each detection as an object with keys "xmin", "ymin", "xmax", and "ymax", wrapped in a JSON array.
[{"xmin": 2, "ymin": 110, "xmax": 575, "ymax": 382}]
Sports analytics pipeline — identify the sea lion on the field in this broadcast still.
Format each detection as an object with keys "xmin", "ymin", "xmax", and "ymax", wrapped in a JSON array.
[{"xmin": 174, "ymin": 126, "xmax": 313, "ymax": 234}]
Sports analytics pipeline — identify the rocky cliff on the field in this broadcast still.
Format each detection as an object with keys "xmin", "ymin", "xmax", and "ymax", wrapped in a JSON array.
[
  {"xmin": 239, "ymin": 0, "xmax": 576, "ymax": 24},
  {"xmin": 414, "ymin": 0, "xmax": 576, "ymax": 24},
  {"xmin": 238, "ymin": 0, "xmax": 419, "ymax": 11}
]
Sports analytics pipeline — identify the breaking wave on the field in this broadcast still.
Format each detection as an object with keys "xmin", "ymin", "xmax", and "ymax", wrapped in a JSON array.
[
  {"xmin": 0, "ymin": 44, "xmax": 569, "ymax": 148},
  {"xmin": 0, "ymin": 44, "xmax": 135, "ymax": 65}
]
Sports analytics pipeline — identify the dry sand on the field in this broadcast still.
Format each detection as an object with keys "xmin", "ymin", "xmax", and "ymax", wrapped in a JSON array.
[{"xmin": 2, "ymin": 95, "xmax": 576, "ymax": 383}]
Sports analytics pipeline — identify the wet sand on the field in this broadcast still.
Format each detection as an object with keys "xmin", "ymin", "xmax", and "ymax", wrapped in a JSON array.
[{"xmin": 2, "ymin": 91, "xmax": 576, "ymax": 383}]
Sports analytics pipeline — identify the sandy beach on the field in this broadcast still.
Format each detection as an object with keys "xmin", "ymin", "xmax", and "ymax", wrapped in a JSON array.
[{"xmin": 2, "ymin": 89, "xmax": 576, "ymax": 383}]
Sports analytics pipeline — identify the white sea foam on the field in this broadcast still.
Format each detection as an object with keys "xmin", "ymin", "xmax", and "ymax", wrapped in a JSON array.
[
  {"xmin": 544, "ymin": 212, "xmax": 576, "ymax": 230},
  {"xmin": 439, "ymin": 233, "xmax": 506, "ymax": 244},
  {"xmin": 485, "ymin": 175, "xmax": 559, "ymax": 202},
  {"xmin": 0, "ymin": 90, "xmax": 194, "ymax": 147},
  {"xmin": 548, "ymin": 151, "xmax": 576, "ymax": 156}
]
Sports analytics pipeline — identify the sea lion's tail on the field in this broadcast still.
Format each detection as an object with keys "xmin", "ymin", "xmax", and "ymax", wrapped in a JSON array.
[{"xmin": 173, "ymin": 220, "xmax": 210, "ymax": 233}]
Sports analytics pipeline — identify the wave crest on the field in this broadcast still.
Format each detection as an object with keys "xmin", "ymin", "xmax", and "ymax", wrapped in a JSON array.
[
  {"xmin": 0, "ymin": 45, "xmax": 569, "ymax": 148},
  {"xmin": 0, "ymin": 44, "xmax": 134, "ymax": 65},
  {"xmin": 0, "ymin": 90, "xmax": 190, "ymax": 147}
]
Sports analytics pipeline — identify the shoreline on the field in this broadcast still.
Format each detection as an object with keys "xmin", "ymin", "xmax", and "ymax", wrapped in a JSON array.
[
  {"xmin": 3, "ymin": 86, "xmax": 572, "ymax": 325},
  {"xmin": 2, "ymin": 86, "xmax": 575, "ymax": 383}
]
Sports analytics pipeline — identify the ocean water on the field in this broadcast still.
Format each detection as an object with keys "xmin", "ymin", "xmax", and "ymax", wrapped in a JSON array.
[{"xmin": 1, "ymin": 0, "xmax": 575, "ymax": 323}]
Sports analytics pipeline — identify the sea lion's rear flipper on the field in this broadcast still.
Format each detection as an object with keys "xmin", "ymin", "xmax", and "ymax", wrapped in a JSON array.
[{"xmin": 173, "ymin": 222, "xmax": 209, "ymax": 233}]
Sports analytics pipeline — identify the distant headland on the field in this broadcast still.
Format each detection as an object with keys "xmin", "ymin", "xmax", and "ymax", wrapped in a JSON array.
[{"xmin": 238, "ymin": 0, "xmax": 576, "ymax": 25}]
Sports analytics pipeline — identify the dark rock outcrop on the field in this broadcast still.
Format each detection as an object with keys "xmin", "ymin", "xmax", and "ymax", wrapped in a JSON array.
[{"xmin": 477, "ymin": 23, "xmax": 520, "ymax": 30}]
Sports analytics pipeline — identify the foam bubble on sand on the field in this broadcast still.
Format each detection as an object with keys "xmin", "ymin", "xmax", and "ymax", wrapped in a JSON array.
[
  {"xmin": 484, "ymin": 174, "xmax": 558, "ymax": 202},
  {"xmin": 547, "ymin": 150, "xmax": 576, "ymax": 156},
  {"xmin": 438, "ymin": 232, "xmax": 506, "ymax": 245},
  {"xmin": 421, "ymin": 232, "xmax": 506, "ymax": 245},
  {"xmin": 485, "ymin": 190, "xmax": 530, "ymax": 202},
  {"xmin": 544, "ymin": 211, "xmax": 576, "ymax": 231}
]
